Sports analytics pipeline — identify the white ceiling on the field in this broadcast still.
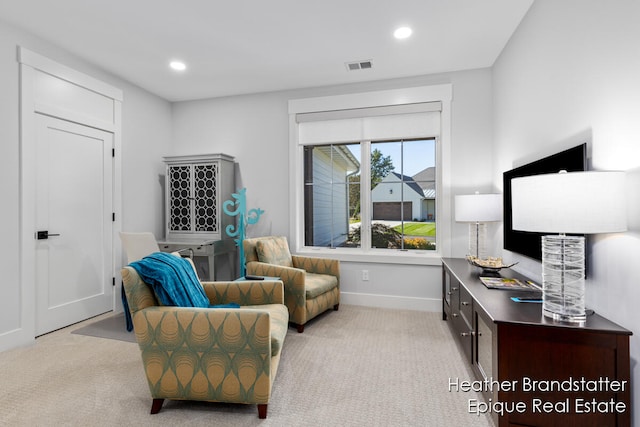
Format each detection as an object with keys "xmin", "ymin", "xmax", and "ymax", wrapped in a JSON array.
[{"xmin": 0, "ymin": 0, "xmax": 533, "ymax": 102}]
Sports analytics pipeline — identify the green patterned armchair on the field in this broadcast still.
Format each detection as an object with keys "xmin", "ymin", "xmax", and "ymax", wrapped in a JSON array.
[
  {"xmin": 121, "ymin": 266, "xmax": 289, "ymax": 419},
  {"xmin": 243, "ymin": 236, "xmax": 340, "ymax": 333}
]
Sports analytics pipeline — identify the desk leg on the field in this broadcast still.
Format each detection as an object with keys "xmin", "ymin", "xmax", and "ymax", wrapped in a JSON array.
[{"xmin": 207, "ymin": 254, "xmax": 215, "ymax": 281}]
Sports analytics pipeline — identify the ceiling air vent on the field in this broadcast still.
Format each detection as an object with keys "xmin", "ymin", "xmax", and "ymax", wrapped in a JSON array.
[{"xmin": 346, "ymin": 60, "xmax": 373, "ymax": 71}]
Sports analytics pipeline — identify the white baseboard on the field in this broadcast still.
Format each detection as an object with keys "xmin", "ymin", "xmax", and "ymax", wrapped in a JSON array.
[
  {"xmin": 0, "ymin": 328, "xmax": 35, "ymax": 353},
  {"xmin": 340, "ymin": 291, "xmax": 441, "ymax": 312}
]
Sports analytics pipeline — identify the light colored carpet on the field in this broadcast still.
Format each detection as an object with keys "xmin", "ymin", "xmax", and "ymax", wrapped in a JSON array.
[{"xmin": 0, "ymin": 305, "xmax": 493, "ymax": 426}]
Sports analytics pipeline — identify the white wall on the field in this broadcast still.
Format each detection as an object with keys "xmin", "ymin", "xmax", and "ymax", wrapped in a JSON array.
[
  {"xmin": 172, "ymin": 69, "xmax": 494, "ymax": 311},
  {"xmin": 0, "ymin": 21, "xmax": 22, "ymax": 335},
  {"xmin": 120, "ymin": 89, "xmax": 173, "ymax": 239},
  {"xmin": 0, "ymin": 18, "xmax": 172, "ymax": 350},
  {"xmin": 170, "ymin": 92, "xmax": 292, "ymax": 238},
  {"xmin": 493, "ymin": 0, "xmax": 640, "ymax": 419}
]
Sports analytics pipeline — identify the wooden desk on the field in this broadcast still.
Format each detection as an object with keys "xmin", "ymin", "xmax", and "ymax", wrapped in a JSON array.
[
  {"xmin": 442, "ymin": 257, "xmax": 631, "ymax": 427},
  {"xmin": 158, "ymin": 238, "xmax": 237, "ymax": 281}
]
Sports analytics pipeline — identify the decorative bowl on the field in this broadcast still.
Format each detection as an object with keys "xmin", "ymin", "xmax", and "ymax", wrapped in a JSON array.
[{"xmin": 466, "ymin": 256, "xmax": 517, "ymax": 274}]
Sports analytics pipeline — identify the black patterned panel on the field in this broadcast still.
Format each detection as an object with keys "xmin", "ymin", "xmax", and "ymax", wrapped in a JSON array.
[
  {"xmin": 169, "ymin": 165, "xmax": 192, "ymax": 231},
  {"xmin": 194, "ymin": 163, "xmax": 218, "ymax": 232}
]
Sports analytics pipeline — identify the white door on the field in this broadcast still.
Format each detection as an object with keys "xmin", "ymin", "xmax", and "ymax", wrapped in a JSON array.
[{"xmin": 35, "ymin": 114, "xmax": 114, "ymax": 335}]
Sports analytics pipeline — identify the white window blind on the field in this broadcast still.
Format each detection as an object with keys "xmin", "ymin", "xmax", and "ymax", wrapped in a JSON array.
[{"xmin": 296, "ymin": 102, "xmax": 441, "ymax": 145}]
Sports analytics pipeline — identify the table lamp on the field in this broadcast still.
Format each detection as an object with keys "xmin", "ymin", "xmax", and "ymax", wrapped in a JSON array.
[
  {"xmin": 455, "ymin": 192, "xmax": 502, "ymax": 259},
  {"xmin": 511, "ymin": 170, "xmax": 626, "ymax": 322}
]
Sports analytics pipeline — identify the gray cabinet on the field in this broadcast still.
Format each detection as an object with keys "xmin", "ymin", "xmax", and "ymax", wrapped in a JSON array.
[
  {"xmin": 161, "ymin": 154, "xmax": 237, "ymax": 280},
  {"xmin": 164, "ymin": 153, "xmax": 235, "ymax": 242}
]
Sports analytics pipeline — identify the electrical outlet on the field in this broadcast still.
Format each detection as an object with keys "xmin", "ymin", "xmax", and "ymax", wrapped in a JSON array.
[{"xmin": 362, "ymin": 270, "xmax": 369, "ymax": 281}]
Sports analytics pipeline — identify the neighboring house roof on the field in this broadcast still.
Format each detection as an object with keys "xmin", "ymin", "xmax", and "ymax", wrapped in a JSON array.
[
  {"xmin": 412, "ymin": 167, "xmax": 435, "ymax": 182},
  {"xmin": 412, "ymin": 166, "xmax": 436, "ymax": 191},
  {"xmin": 314, "ymin": 145, "xmax": 360, "ymax": 173},
  {"xmin": 422, "ymin": 189, "xmax": 436, "ymax": 199},
  {"xmin": 387, "ymin": 172, "xmax": 424, "ymax": 197}
]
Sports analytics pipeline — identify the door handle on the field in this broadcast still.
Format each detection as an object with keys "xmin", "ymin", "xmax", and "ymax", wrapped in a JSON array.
[{"xmin": 36, "ymin": 230, "xmax": 61, "ymax": 240}]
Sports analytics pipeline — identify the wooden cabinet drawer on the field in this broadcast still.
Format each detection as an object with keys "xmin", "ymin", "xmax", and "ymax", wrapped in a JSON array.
[
  {"xmin": 459, "ymin": 285, "xmax": 473, "ymax": 325},
  {"xmin": 447, "ymin": 278, "xmax": 460, "ymax": 320},
  {"xmin": 452, "ymin": 308, "xmax": 473, "ymax": 363}
]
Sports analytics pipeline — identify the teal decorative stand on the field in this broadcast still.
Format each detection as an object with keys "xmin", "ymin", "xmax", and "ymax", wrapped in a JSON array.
[{"xmin": 223, "ymin": 188, "xmax": 264, "ymax": 277}]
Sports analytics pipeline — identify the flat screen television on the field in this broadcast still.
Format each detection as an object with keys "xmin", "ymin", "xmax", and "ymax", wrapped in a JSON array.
[{"xmin": 503, "ymin": 143, "xmax": 587, "ymax": 260}]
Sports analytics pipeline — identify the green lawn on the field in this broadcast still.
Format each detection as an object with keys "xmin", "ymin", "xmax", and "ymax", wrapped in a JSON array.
[{"xmin": 393, "ymin": 222, "xmax": 436, "ymax": 237}]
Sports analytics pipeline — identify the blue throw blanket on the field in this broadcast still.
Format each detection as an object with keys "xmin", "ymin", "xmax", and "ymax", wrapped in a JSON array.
[
  {"xmin": 123, "ymin": 252, "xmax": 238, "ymax": 331},
  {"xmin": 130, "ymin": 252, "xmax": 211, "ymax": 307}
]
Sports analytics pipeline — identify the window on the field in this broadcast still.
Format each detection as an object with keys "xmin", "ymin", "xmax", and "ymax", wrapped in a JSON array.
[
  {"xmin": 289, "ymin": 85, "xmax": 452, "ymax": 262},
  {"xmin": 303, "ymin": 139, "xmax": 436, "ymax": 251},
  {"xmin": 368, "ymin": 139, "xmax": 436, "ymax": 250},
  {"xmin": 303, "ymin": 143, "xmax": 361, "ymax": 248}
]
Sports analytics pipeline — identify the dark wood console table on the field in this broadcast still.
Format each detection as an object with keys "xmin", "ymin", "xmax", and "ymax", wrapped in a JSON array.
[{"xmin": 442, "ymin": 258, "xmax": 631, "ymax": 427}]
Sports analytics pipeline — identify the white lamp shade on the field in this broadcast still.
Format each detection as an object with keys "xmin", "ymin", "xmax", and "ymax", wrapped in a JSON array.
[
  {"xmin": 455, "ymin": 193, "xmax": 502, "ymax": 222},
  {"xmin": 511, "ymin": 171, "xmax": 627, "ymax": 234}
]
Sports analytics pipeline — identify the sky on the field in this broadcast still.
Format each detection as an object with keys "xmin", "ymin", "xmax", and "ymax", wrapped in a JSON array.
[{"xmin": 347, "ymin": 138, "xmax": 436, "ymax": 177}]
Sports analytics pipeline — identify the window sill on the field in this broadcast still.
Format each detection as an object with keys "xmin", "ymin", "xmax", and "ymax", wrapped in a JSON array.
[{"xmin": 292, "ymin": 247, "xmax": 443, "ymax": 266}]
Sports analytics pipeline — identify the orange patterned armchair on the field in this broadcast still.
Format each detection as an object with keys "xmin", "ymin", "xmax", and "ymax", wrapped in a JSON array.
[
  {"xmin": 121, "ymin": 266, "xmax": 289, "ymax": 419},
  {"xmin": 243, "ymin": 236, "xmax": 340, "ymax": 333}
]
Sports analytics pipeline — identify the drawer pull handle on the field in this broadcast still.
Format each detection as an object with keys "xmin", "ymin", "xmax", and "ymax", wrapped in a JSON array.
[
  {"xmin": 452, "ymin": 313, "xmax": 459, "ymax": 318},
  {"xmin": 461, "ymin": 332, "xmax": 472, "ymax": 337},
  {"xmin": 461, "ymin": 301, "xmax": 470, "ymax": 306},
  {"xmin": 451, "ymin": 287, "xmax": 458, "ymax": 291}
]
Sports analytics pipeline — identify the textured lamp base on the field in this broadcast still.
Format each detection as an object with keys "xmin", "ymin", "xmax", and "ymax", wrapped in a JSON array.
[
  {"xmin": 468, "ymin": 222, "xmax": 487, "ymax": 259},
  {"xmin": 541, "ymin": 235, "xmax": 586, "ymax": 323},
  {"xmin": 542, "ymin": 308, "xmax": 587, "ymax": 323}
]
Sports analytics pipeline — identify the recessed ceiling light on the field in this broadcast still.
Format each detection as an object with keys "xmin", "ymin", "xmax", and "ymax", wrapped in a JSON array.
[
  {"xmin": 169, "ymin": 61, "xmax": 187, "ymax": 71},
  {"xmin": 394, "ymin": 26, "xmax": 413, "ymax": 40}
]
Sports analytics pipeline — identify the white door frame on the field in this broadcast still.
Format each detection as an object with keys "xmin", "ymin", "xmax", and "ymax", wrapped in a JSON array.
[{"xmin": 16, "ymin": 47, "xmax": 122, "ymax": 346}]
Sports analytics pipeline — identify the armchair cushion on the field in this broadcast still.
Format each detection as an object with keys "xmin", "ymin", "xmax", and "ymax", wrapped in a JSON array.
[
  {"xmin": 256, "ymin": 236, "xmax": 293, "ymax": 267},
  {"xmin": 305, "ymin": 273, "xmax": 339, "ymax": 299},
  {"xmin": 201, "ymin": 280, "xmax": 288, "ymax": 357}
]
